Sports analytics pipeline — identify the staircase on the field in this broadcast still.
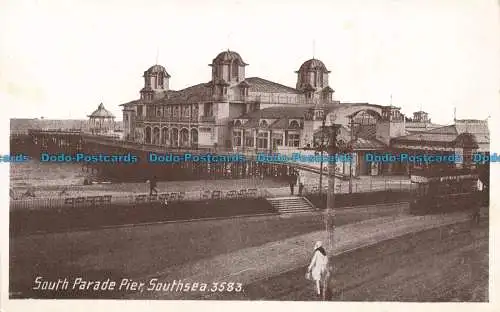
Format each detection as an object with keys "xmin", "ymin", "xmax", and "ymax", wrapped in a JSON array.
[{"xmin": 267, "ymin": 196, "xmax": 316, "ymax": 214}]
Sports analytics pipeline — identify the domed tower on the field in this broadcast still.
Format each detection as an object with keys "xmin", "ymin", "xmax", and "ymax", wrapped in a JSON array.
[
  {"xmin": 209, "ymin": 50, "xmax": 248, "ymax": 84},
  {"xmin": 140, "ymin": 64, "xmax": 170, "ymax": 102},
  {"xmin": 296, "ymin": 59, "xmax": 334, "ymax": 102}
]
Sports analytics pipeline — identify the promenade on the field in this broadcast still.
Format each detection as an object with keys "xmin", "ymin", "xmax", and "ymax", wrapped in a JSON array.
[
  {"xmin": 10, "ymin": 160, "xmax": 411, "ymax": 200},
  {"xmin": 131, "ymin": 210, "xmax": 473, "ymax": 300}
]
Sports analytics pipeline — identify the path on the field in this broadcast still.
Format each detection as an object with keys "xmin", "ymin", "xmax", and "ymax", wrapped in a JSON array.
[{"xmin": 131, "ymin": 211, "xmax": 473, "ymax": 299}]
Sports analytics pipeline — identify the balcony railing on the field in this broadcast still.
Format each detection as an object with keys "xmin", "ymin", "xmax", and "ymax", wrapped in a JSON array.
[
  {"xmin": 137, "ymin": 94, "xmax": 334, "ymax": 105},
  {"xmin": 200, "ymin": 116, "xmax": 216, "ymax": 122},
  {"xmin": 216, "ymin": 94, "xmax": 329, "ymax": 105},
  {"xmin": 135, "ymin": 115, "xmax": 199, "ymax": 123}
]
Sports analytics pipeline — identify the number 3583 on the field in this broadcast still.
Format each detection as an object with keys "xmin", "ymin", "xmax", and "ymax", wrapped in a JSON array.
[{"xmin": 210, "ymin": 282, "xmax": 242, "ymax": 292}]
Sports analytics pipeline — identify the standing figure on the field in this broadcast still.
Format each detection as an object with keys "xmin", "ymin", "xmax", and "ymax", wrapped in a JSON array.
[
  {"xmin": 472, "ymin": 205, "xmax": 480, "ymax": 224},
  {"xmin": 149, "ymin": 176, "xmax": 158, "ymax": 196},
  {"xmin": 307, "ymin": 241, "xmax": 329, "ymax": 297},
  {"xmin": 289, "ymin": 170, "xmax": 297, "ymax": 195},
  {"xmin": 298, "ymin": 170, "xmax": 305, "ymax": 196}
]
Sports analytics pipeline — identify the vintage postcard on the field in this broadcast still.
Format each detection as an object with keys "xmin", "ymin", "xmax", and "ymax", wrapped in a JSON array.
[{"xmin": 2, "ymin": 0, "xmax": 498, "ymax": 311}]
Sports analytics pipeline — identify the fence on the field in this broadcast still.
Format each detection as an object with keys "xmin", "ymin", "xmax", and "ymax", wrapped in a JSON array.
[
  {"xmin": 305, "ymin": 178, "xmax": 413, "ymax": 195},
  {"xmin": 10, "ymin": 188, "xmax": 264, "ymax": 211}
]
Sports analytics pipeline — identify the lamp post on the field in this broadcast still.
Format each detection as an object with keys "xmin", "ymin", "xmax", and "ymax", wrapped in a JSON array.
[
  {"xmin": 318, "ymin": 118, "xmax": 327, "ymax": 197},
  {"xmin": 325, "ymin": 122, "xmax": 341, "ymax": 254},
  {"xmin": 318, "ymin": 113, "xmax": 341, "ymax": 302}
]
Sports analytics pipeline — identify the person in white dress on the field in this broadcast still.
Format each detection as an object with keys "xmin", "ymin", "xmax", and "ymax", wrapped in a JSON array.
[{"xmin": 307, "ymin": 241, "xmax": 329, "ymax": 296}]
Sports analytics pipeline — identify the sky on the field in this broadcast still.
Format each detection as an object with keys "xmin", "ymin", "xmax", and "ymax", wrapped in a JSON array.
[{"xmin": 1, "ymin": 0, "xmax": 499, "ymax": 125}]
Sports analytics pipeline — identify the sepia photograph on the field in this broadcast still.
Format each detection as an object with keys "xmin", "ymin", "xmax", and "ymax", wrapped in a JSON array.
[{"xmin": 2, "ymin": 0, "xmax": 498, "ymax": 310}]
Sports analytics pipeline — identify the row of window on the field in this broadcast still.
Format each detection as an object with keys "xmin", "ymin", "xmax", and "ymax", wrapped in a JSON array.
[
  {"xmin": 232, "ymin": 132, "xmax": 300, "ymax": 148},
  {"xmin": 136, "ymin": 105, "xmax": 200, "ymax": 118},
  {"xmin": 233, "ymin": 119, "xmax": 302, "ymax": 129},
  {"xmin": 213, "ymin": 65, "xmax": 242, "ymax": 82},
  {"xmin": 145, "ymin": 75, "xmax": 165, "ymax": 88}
]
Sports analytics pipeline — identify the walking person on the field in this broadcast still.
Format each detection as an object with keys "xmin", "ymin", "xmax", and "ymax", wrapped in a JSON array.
[
  {"xmin": 472, "ymin": 205, "xmax": 480, "ymax": 224},
  {"xmin": 289, "ymin": 170, "xmax": 297, "ymax": 195},
  {"xmin": 298, "ymin": 170, "xmax": 305, "ymax": 196},
  {"xmin": 149, "ymin": 176, "xmax": 158, "ymax": 196},
  {"xmin": 306, "ymin": 241, "xmax": 329, "ymax": 297}
]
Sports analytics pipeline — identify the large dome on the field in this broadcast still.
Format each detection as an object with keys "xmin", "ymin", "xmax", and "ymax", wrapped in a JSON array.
[
  {"xmin": 297, "ymin": 58, "xmax": 330, "ymax": 73},
  {"xmin": 212, "ymin": 50, "xmax": 248, "ymax": 65}
]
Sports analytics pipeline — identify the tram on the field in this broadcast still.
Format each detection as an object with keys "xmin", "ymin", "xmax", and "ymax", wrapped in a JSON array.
[{"xmin": 409, "ymin": 168, "xmax": 484, "ymax": 215}]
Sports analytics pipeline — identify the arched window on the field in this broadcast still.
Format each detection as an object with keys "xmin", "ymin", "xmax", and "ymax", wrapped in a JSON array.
[
  {"xmin": 158, "ymin": 74, "xmax": 164, "ymax": 87},
  {"xmin": 289, "ymin": 120, "xmax": 300, "ymax": 129},
  {"xmin": 260, "ymin": 120, "xmax": 268, "ymax": 128},
  {"xmin": 145, "ymin": 127, "xmax": 152, "ymax": 144},
  {"xmin": 232, "ymin": 64, "xmax": 239, "ymax": 81},
  {"xmin": 234, "ymin": 120, "xmax": 242, "ymax": 127}
]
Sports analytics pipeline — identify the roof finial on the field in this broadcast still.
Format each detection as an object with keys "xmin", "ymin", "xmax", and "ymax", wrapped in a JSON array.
[
  {"xmin": 155, "ymin": 46, "xmax": 159, "ymax": 65},
  {"xmin": 313, "ymin": 39, "xmax": 316, "ymax": 59},
  {"xmin": 390, "ymin": 94, "xmax": 393, "ymax": 106},
  {"xmin": 227, "ymin": 32, "xmax": 232, "ymax": 52},
  {"xmin": 454, "ymin": 107, "xmax": 456, "ymax": 122}
]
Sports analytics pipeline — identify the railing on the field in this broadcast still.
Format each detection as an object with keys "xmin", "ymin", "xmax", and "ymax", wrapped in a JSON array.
[
  {"xmin": 200, "ymin": 116, "xmax": 216, "ymax": 122},
  {"xmin": 28, "ymin": 129, "xmax": 83, "ymax": 135},
  {"xmin": 10, "ymin": 188, "xmax": 265, "ymax": 210},
  {"xmin": 231, "ymin": 94, "xmax": 326, "ymax": 105},
  {"xmin": 10, "ymin": 176, "xmax": 415, "ymax": 211},
  {"xmin": 135, "ymin": 116, "xmax": 199, "ymax": 122},
  {"xmin": 136, "ymin": 94, "xmax": 333, "ymax": 106},
  {"xmin": 305, "ymin": 176, "xmax": 413, "ymax": 195}
]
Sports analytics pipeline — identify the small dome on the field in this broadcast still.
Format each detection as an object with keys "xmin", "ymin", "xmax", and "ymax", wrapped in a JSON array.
[
  {"xmin": 297, "ymin": 58, "xmax": 330, "ymax": 73},
  {"xmin": 144, "ymin": 64, "xmax": 171, "ymax": 77},
  {"xmin": 88, "ymin": 103, "xmax": 115, "ymax": 118},
  {"xmin": 212, "ymin": 50, "xmax": 248, "ymax": 65}
]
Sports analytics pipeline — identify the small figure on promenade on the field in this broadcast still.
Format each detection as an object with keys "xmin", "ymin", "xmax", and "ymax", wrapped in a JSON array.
[
  {"xmin": 298, "ymin": 170, "xmax": 305, "ymax": 196},
  {"xmin": 162, "ymin": 197, "xmax": 169, "ymax": 209},
  {"xmin": 472, "ymin": 205, "xmax": 480, "ymax": 224},
  {"xmin": 306, "ymin": 241, "xmax": 329, "ymax": 297},
  {"xmin": 149, "ymin": 176, "xmax": 158, "ymax": 196},
  {"xmin": 59, "ymin": 187, "xmax": 69, "ymax": 197},
  {"xmin": 289, "ymin": 170, "xmax": 298, "ymax": 195},
  {"xmin": 22, "ymin": 188, "xmax": 36, "ymax": 198}
]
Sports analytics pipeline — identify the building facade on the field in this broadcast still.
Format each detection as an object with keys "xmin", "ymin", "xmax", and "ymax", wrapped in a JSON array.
[{"xmin": 119, "ymin": 50, "xmax": 489, "ymax": 177}]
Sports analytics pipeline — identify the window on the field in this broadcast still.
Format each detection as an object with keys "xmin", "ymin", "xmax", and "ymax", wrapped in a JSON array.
[
  {"xmin": 232, "ymin": 64, "xmax": 239, "ymax": 81},
  {"xmin": 260, "ymin": 120, "xmax": 268, "ymax": 128},
  {"xmin": 257, "ymin": 132, "xmax": 268, "ymax": 149},
  {"xmin": 245, "ymin": 137, "xmax": 254, "ymax": 147},
  {"xmin": 315, "ymin": 110, "xmax": 324, "ymax": 119},
  {"xmin": 288, "ymin": 134, "xmax": 300, "ymax": 147},
  {"xmin": 289, "ymin": 120, "xmax": 300, "ymax": 129},
  {"xmin": 233, "ymin": 131, "xmax": 242, "ymax": 146},
  {"xmin": 204, "ymin": 103, "xmax": 213, "ymax": 116},
  {"xmin": 463, "ymin": 148, "xmax": 473, "ymax": 165},
  {"xmin": 137, "ymin": 105, "xmax": 143, "ymax": 116},
  {"xmin": 158, "ymin": 75, "xmax": 164, "ymax": 87},
  {"xmin": 234, "ymin": 120, "xmax": 242, "ymax": 127}
]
